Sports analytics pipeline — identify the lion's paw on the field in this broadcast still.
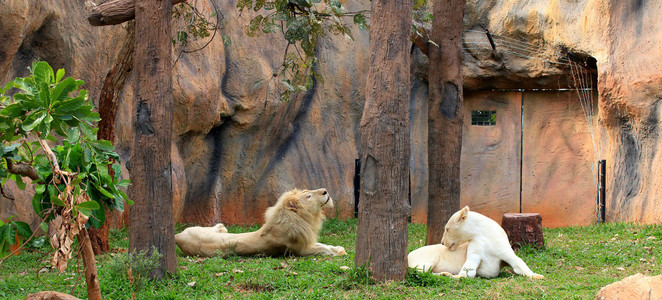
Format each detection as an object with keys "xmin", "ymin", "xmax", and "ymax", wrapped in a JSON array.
[
  {"xmin": 530, "ymin": 273, "xmax": 544, "ymax": 280},
  {"xmin": 213, "ymin": 223, "xmax": 228, "ymax": 233},
  {"xmin": 333, "ymin": 246, "xmax": 347, "ymax": 256}
]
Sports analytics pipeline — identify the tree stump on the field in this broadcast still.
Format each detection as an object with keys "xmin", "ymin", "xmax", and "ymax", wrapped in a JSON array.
[{"xmin": 501, "ymin": 213, "xmax": 544, "ymax": 250}]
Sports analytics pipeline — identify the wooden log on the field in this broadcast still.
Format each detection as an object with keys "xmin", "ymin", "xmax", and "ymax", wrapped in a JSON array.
[
  {"xmin": 87, "ymin": 0, "xmax": 187, "ymax": 26},
  {"xmin": 501, "ymin": 213, "xmax": 544, "ymax": 250}
]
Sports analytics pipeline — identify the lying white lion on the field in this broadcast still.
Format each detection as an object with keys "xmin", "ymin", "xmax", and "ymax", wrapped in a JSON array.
[
  {"xmin": 409, "ymin": 206, "xmax": 543, "ymax": 279},
  {"xmin": 175, "ymin": 188, "xmax": 346, "ymax": 257}
]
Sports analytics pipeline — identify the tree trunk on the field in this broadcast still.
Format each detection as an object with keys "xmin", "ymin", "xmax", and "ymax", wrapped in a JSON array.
[
  {"xmin": 354, "ymin": 0, "xmax": 411, "ymax": 281},
  {"xmin": 88, "ymin": 23, "xmax": 135, "ymax": 255},
  {"xmin": 129, "ymin": 0, "xmax": 177, "ymax": 278},
  {"xmin": 78, "ymin": 229, "xmax": 101, "ymax": 300},
  {"xmin": 426, "ymin": 0, "xmax": 466, "ymax": 245}
]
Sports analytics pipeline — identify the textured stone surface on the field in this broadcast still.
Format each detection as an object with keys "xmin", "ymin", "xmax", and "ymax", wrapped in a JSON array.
[
  {"xmin": 1, "ymin": 0, "xmax": 662, "ymax": 226},
  {"xmin": 596, "ymin": 273, "xmax": 662, "ymax": 300}
]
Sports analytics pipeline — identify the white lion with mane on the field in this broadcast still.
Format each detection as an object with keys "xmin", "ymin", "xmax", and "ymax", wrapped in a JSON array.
[{"xmin": 175, "ymin": 188, "xmax": 346, "ymax": 257}]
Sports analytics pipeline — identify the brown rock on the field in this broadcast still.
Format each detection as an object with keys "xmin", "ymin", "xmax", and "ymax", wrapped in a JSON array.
[
  {"xmin": 596, "ymin": 273, "xmax": 662, "ymax": 300},
  {"xmin": 25, "ymin": 291, "xmax": 81, "ymax": 300}
]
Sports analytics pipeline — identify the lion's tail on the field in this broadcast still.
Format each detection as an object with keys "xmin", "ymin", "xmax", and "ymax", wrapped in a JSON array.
[{"xmin": 213, "ymin": 223, "xmax": 228, "ymax": 233}]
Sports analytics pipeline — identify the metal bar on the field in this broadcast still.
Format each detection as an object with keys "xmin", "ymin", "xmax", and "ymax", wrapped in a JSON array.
[
  {"xmin": 354, "ymin": 158, "xmax": 361, "ymax": 218},
  {"xmin": 599, "ymin": 159, "xmax": 606, "ymax": 223}
]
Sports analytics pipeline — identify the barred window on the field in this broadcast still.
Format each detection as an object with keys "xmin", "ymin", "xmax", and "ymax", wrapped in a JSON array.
[{"xmin": 471, "ymin": 110, "xmax": 496, "ymax": 126}]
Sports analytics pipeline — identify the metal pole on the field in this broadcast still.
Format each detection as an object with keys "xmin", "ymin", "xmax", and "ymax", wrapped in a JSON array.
[
  {"xmin": 599, "ymin": 159, "xmax": 606, "ymax": 223},
  {"xmin": 354, "ymin": 158, "xmax": 361, "ymax": 218}
]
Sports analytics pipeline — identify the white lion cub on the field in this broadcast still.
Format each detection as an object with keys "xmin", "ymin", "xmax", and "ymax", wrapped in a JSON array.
[{"xmin": 439, "ymin": 206, "xmax": 544, "ymax": 279}]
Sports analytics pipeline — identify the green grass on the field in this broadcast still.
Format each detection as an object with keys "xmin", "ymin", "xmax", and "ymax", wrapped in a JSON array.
[{"xmin": 1, "ymin": 220, "xmax": 661, "ymax": 299}]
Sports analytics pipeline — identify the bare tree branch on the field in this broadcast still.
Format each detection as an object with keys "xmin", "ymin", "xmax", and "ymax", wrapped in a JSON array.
[
  {"xmin": 6, "ymin": 158, "xmax": 39, "ymax": 181},
  {"xmin": 87, "ymin": 0, "xmax": 188, "ymax": 26}
]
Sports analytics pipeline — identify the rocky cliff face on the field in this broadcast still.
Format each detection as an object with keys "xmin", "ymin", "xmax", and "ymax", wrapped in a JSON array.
[{"xmin": 1, "ymin": 0, "xmax": 660, "ymax": 226}]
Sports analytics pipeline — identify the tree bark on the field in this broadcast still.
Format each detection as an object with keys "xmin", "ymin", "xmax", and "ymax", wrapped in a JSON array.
[
  {"xmin": 88, "ymin": 0, "xmax": 187, "ymax": 26},
  {"xmin": 78, "ymin": 229, "xmax": 101, "ymax": 300},
  {"xmin": 426, "ymin": 0, "xmax": 466, "ymax": 245},
  {"xmin": 88, "ymin": 23, "xmax": 135, "ymax": 255},
  {"xmin": 354, "ymin": 0, "xmax": 411, "ymax": 281},
  {"xmin": 129, "ymin": 0, "xmax": 177, "ymax": 278}
]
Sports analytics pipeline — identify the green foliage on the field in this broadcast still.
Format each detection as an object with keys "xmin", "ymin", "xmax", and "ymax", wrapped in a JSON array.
[
  {"xmin": 171, "ymin": 2, "xmax": 224, "ymax": 55},
  {"xmin": 103, "ymin": 247, "xmax": 163, "ymax": 294},
  {"xmin": 344, "ymin": 260, "xmax": 375, "ymax": 286},
  {"xmin": 0, "ymin": 61, "xmax": 129, "ymax": 259},
  {"xmin": 237, "ymin": 0, "xmax": 368, "ymax": 101},
  {"xmin": 404, "ymin": 267, "xmax": 448, "ymax": 287},
  {"xmin": 0, "ymin": 217, "xmax": 33, "ymax": 257}
]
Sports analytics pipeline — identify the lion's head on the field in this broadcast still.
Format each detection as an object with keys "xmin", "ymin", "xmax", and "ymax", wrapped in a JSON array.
[
  {"xmin": 441, "ymin": 206, "xmax": 472, "ymax": 251},
  {"xmin": 265, "ymin": 188, "xmax": 333, "ymax": 223},
  {"xmin": 263, "ymin": 188, "xmax": 334, "ymax": 249}
]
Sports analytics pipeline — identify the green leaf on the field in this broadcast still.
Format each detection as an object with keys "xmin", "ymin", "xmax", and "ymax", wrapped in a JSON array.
[
  {"xmin": 76, "ymin": 200, "xmax": 100, "ymax": 211},
  {"xmin": 53, "ymin": 95, "xmax": 84, "ymax": 113},
  {"xmin": 281, "ymin": 80, "xmax": 295, "ymax": 91},
  {"xmin": 13, "ymin": 175, "xmax": 25, "ymax": 190},
  {"xmin": 89, "ymin": 203, "xmax": 106, "ymax": 228},
  {"xmin": 0, "ymin": 103, "xmax": 24, "ymax": 118},
  {"xmin": 353, "ymin": 14, "xmax": 368, "ymax": 30},
  {"xmin": 21, "ymin": 111, "xmax": 46, "ymax": 132},
  {"xmin": 76, "ymin": 201, "xmax": 100, "ymax": 217},
  {"xmin": 112, "ymin": 163, "xmax": 122, "ymax": 181},
  {"xmin": 50, "ymin": 195, "xmax": 66, "ymax": 207},
  {"xmin": 12, "ymin": 221, "xmax": 32, "ymax": 238},
  {"xmin": 32, "ymin": 61, "xmax": 54, "ymax": 85},
  {"xmin": 38, "ymin": 82, "xmax": 51, "ymax": 107},
  {"xmin": 34, "ymin": 184, "xmax": 46, "ymax": 195},
  {"xmin": 90, "ymin": 140, "xmax": 114, "ymax": 152},
  {"xmin": 55, "ymin": 68, "xmax": 65, "ymax": 83},
  {"xmin": 66, "ymin": 127, "xmax": 80, "ymax": 143},
  {"xmin": 51, "ymin": 77, "xmax": 77, "ymax": 102},
  {"xmin": 40, "ymin": 222, "xmax": 48, "ymax": 233},
  {"xmin": 32, "ymin": 193, "xmax": 44, "ymax": 216},
  {"xmin": 31, "ymin": 236, "xmax": 45, "ymax": 248},
  {"xmin": 1, "ymin": 223, "xmax": 13, "ymax": 243},
  {"xmin": 95, "ymin": 185, "xmax": 116, "ymax": 199},
  {"xmin": 113, "ymin": 196, "xmax": 124, "ymax": 212}
]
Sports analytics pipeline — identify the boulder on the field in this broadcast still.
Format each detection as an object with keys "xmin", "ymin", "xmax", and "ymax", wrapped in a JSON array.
[{"xmin": 596, "ymin": 273, "xmax": 662, "ymax": 300}]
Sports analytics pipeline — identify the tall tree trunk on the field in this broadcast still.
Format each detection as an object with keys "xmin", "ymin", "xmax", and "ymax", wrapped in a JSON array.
[
  {"xmin": 426, "ymin": 0, "xmax": 466, "ymax": 245},
  {"xmin": 355, "ymin": 0, "xmax": 412, "ymax": 281},
  {"xmin": 89, "ymin": 23, "xmax": 135, "ymax": 255},
  {"xmin": 129, "ymin": 0, "xmax": 177, "ymax": 278}
]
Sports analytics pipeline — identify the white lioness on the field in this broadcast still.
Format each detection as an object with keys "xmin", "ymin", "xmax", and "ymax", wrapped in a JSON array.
[
  {"xmin": 175, "ymin": 188, "xmax": 347, "ymax": 257},
  {"xmin": 409, "ymin": 206, "xmax": 543, "ymax": 279}
]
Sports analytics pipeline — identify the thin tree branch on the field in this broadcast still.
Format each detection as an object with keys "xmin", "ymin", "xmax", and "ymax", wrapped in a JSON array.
[
  {"xmin": 87, "ymin": 0, "xmax": 188, "ymax": 26},
  {"xmin": 5, "ymin": 158, "xmax": 39, "ymax": 181}
]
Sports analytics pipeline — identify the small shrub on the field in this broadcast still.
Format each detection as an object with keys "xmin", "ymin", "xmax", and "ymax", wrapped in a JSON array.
[{"xmin": 103, "ymin": 247, "xmax": 163, "ymax": 294}]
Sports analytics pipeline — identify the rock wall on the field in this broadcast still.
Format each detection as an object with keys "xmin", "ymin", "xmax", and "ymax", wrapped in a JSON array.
[{"xmin": 1, "ymin": 0, "xmax": 662, "ymax": 226}]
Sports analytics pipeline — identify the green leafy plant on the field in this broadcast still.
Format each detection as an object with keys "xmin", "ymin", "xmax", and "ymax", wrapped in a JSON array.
[
  {"xmin": 237, "ymin": 0, "xmax": 369, "ymax": 101},
  {"xmin": 0, "ymin": 61, "xmax": 130, "ymax": 271}
]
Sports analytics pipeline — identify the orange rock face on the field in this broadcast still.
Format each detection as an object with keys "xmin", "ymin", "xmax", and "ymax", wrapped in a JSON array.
[{"xmin": 2, "ymin": 0, "xmax": 662, "ymax": 227}]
